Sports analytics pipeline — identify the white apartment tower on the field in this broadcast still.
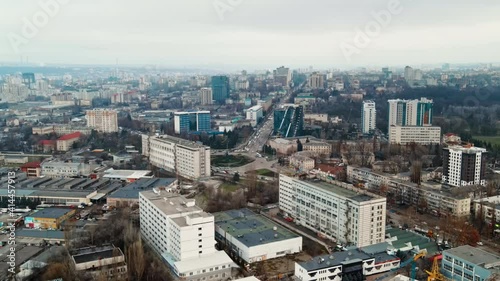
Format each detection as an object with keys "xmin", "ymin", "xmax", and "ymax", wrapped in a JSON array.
[
  {"xmin": 443, "ymin": 145, "xmax": 487, "ymax": 187},
  {"xmin": 362, "ymin": 100, "xmax": 376, "ymax": 134},
  {"xmin": 142, "ymin": 134, "xmax": 211, "ymax": 180},
  {"xmin": 279, "ymin": 175, "xmax": 386, "ymax": 247},
  {"xmin": 139, "ymin": 190, "xmax": 234, "ymax": 280},
  {"xmin": 200, "ymin": 88, "xmax": 213, "ymax": 105},
  {"xmin": 85, "ymin": 109, "xmax": 119, "ymax": 133}
]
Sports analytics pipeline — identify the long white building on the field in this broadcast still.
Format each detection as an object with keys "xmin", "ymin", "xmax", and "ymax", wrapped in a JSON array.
[
  {"xmin": 142, "ymin": 134, "xmax": 210, "ymax": 180},
  {"xmin": 85, "ymin": 109, "xmax": 119, "ymax": 133},
  {"xmin": 362, "ymin": 101, "xmax": 376, "ymax": 134},
  {"xmin": 388, "ymin": 125, "xmax": 441, "ymax": 145},
  {"xmin": 279, "ymin": 175, "xmax": 386, "ymax": 247},
  {"xmin": 139, "ymin": 190, "xmax": 235, "ymax": 281},
  {"xmin": 246, "ymin": 105, "xmax": 263, "ymax": 126}
]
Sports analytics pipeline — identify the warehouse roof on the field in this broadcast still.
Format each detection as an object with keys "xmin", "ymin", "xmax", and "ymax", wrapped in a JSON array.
[
  {"xmin": 30, "ymin": 208, "xmax": 73, "ymax": 219},
  {"xmin": 214, "ymin": 208, "xmax": 300, "ymax": 248}
]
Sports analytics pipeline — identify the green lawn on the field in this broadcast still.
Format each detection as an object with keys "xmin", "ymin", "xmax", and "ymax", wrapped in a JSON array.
[
  {"xmin": 220, "ymin": 182, "xmax": 240, "ymax": 192},
  {"xmin": 473, "ymin": 136, "xmax": 500, "ymax": 146},
  {"xmin": 254, "ymin": 169, "xmax": 277, "ymax": 178},
  {"xmin": 212, "ymin": 155, "xmax": 254, "ymax": 167}
]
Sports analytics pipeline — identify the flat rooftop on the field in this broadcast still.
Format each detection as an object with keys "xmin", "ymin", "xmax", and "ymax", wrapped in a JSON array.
[
  {"xmin": 150, "ymin": 134, "xmax": 209, "ymax": 149},
  {"xmin": 29, "ymin": 208, "xmax": 73, "ymax": 219},
  {"xmin": 102, "ymin": 168, "xmax": 153, "ymax": 179},
  {"xmin": 445, "ymin": 245, "xmax": 500, "ymax": 268},
  {"xmin": 72, "ymin": 245, "xmax": 123, "ymax": 264},
  {"xmin": 108, "ymin": 178, "xmax": 176, "ymax": 199},
  {"xmin": 302, "ymin": 178, "xmax": 377, "ymax": 202},
  {"xmin": 172, "ymin": 250, "xmax": 234, "ymax": 274},
  {"xmin": 140, "ymin": 190, "xmax": 205, "ymax": 217},
  {"xmin": 214, "ymin": 209, "xmax": 300, "ymax": 248},
  {"xmin": 299, "ymin": 251, "xmax": 370, "ymax": 272}
]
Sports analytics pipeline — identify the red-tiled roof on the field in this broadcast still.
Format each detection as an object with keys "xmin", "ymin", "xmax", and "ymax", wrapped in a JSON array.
[
  {"xmin": 39, "ymin": 140, "xmax": 56, "ymax": 145},
  {"xmin": 58, "ymin": 132, "xmax": 81, "ymax": 141},
  {"xmin": 21, "ymin": 161, "xmax": 41, "ymax": 169},
  {"xmin": 317, "ymin": 164, "xmax": 345, "ymax": 175}
]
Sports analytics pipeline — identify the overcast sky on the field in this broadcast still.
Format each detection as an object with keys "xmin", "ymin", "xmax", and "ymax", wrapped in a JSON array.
[{"xmin": 1, "ymin": 0, "xmax": 500, "ymax": 70}]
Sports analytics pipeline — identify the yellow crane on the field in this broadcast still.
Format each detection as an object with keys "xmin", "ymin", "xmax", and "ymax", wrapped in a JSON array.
[{"xmin": 426, "ymin": 256, "xmax": 447, "ymax": 281}]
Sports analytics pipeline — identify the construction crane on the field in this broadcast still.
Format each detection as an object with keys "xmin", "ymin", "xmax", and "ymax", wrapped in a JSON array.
[
  {"xmin": 374, "ymin": 251, "xmax": 426, "ymax": 281},
  {"xmin": 426, "ymin": 256, "xmax": 446, "ymax": 281}
]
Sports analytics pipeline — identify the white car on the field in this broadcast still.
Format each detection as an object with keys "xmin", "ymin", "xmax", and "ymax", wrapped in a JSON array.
[{"xmin": 477, "ymin": 241, "xmax": 484, "ymax": 246}]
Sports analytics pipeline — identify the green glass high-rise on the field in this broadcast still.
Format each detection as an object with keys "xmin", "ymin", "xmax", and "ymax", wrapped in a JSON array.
[{"xmin": 211, "ymin": 76, "xmax": 230, "ymax": 104}]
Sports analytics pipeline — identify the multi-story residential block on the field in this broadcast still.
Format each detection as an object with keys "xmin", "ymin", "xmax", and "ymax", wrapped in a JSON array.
[
  {"xmin": 211, "ymin": 76, "xmax": 230, "ymax": 104},
  {"xmin": 388, "ymin": 125, "xmax": 441, "ymax": 145},
  {"xmin": 86, "ymin": 109, "xmax": 119, "ymax": 133},
  {"xmin": 387, "ymin": 98, "xmax": 433, "ymax": 127},
  {"xmin": 56, "ymin": 132, "xmax": 81, "ymax": 151},
  {"xmin": 362, "ymin": 101, "xmax": 376, "ymax": 134},
  {"xmin": 139, "ymin": 190, "xmax": 234, "ymax": 281},
  {"xmin": 71, "ymin": 245, "xmax": 128, "ymax": 280},
  {"xmin": 442, "ymin": 245, "xmax": 500, "ymax": 281},
  {"xmin": 20, "ymin": 162, "xmax": 41, "ymax": 178},
  {"xmin": 200, "ymin": 87, "xmax": 213, "ymax": 105},
  {"xmin": 273, "ymin": 66, "xmax": 291, "ymax": 87},
  {"xmin": 308, "ymin": 72, "xmax": 325, "ymax": 89},
  {"xmin": 279, "ymin": 174, "xmax": 386, "ymax": 247},
  {"xmin": 174, "ymin": 111, "xmax": 211, "ymax": 134},
  {"xmin": 473, "ymin": 195, "xmax": 500, "ymax": 224},
  {"xmin": 246, "ymin": 105, "xmax": 263, "ymax": 126},
  {"xmin": 443, "ymin": 145, "xmax": 487, "ymax": 187},
  {"xmin": 347, "ymin": 166, "xmax": 473, "ymax": 217},
  {"xmin": 214, "ymin": 208, "xmax": 302, "ymax": 264},
  {"xmin": 142, "ymin": 134, "xmax": 210, "ymax": 180}
]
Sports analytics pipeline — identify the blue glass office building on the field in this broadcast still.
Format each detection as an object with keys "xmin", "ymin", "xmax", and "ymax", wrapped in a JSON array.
[
  {"xmin": 211, "ymin": 76, "xmax": 230, "ymax": 104},
  {"xmin": 174, "ymin": 111, "xmax": 211, "ymax": 134}
]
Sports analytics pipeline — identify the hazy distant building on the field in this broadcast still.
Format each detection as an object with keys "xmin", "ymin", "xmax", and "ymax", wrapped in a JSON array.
[
  {"xmin": 200, "ymin": 87, "xmax": 213, "ymax": 105},
  {"xmin": 211, "ymin": 76, "xmax": 230, "ymax": 104},
  {"xmin": 443, "ymin": 145, "xmax": 487, "ymax": 187},
  {"xmin": 362, "ymin": 101, "xmax": 376, "ymax": 134},
  {"xmin": 308, "ymin": 72, "xmax": 324, "ymax": 89},
  {"xmin": 174, "ymin": 111, "xmax": 211, "ymax": 134},
  {"xmin": 404, "ymin": 66, "xmax": 415, "ymax": 81},
  {"xmin": 85, "ymin": 109, "xmax": 118, "ymax": 133},
  {"xmin": 387, "ymin": 98, "xmax": 433, "ymax": 128},
  {"xmin": 274, "ymin": 66, "xmax": 292, "ymax": 87}
]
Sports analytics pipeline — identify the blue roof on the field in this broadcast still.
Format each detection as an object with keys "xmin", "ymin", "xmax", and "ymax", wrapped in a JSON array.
[
  {"xmin": 29, "ymin": 208, "xmax": 73, "ymax": 219},
  {"xmin": 16, "ymin": 229, "xmax": 65, "ymax": 240}
]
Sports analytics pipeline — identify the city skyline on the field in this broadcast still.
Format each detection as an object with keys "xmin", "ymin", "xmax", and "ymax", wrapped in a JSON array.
[{"xmin": 1, "ymin": 0, "xmax": 500, "ymax": 70}]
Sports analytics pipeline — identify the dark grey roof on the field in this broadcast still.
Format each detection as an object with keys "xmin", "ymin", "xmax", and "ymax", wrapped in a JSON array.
[
  {"xmin": 73, "ymin": 247, "xmax": 118, "ymax": 264},
  {"xmin": 299, "ymin": 251, "xmax": 371, "ymax": 271},
  {"xmin": 15, "ymin": 229, "xmax": 65, "ymax": 239},
  {"xmin": 108, "ymin": 178, "xmax": 176, "ymax": 199},
  {"xmin": 29, "ymin": 208, "xmax": 73, "ymax": 219}
]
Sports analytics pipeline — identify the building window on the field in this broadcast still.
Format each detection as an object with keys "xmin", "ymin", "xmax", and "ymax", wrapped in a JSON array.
[{"xmin": 199, "ymin": 251, "xmax": 203, "ymax": 254}]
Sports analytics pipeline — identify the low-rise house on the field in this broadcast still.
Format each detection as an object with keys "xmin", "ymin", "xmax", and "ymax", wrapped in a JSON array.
[{"xmin": 71, "ymin": 245, "xmax": 128, "ymax": 280}]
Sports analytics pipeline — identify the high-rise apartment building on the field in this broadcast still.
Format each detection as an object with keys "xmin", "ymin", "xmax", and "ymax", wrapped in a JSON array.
[
  {"xmin": 404, "ymin": 66, "xmax": 415, "ymax": 81},
  {"xmin": 273, "ymin": 105, "xmax": 304, "ymax": 138},
  {"xmin": 308, "ymin": 72, "xmax": 324, "ymax": 89},
  {"xmin": 142, "ymin": 134, "xmax": 210, "ymax": 180},
  {"xmin": 174, "ymin": 111, "xmax": 211, "ymax": 134},
  {"xmin": 274, "ymin": 66, "xmax": 292, "ymax": 87},
  {"xmin": 85, "ymin": 109, "xmax": 119, "ymax": 133},
  {"xmin": 443, "ymin": 145, "xmax": 487, "ymax": 187},
  {"xmin": 361, "ymin": 100, "xmax": 376, "ymax": 134},
  {"xmin": 211, "ymin": 76, "xmax": 230, "ymax": 104},
  {"xmin": 200, "ymin": 88, "xmax": 213, "ymax": 105},
  {"xmin": 387, "ymin": 98, "xmax": 433, "ymax": 127},
  {"xmin": 139, "ymin": 190, "xmax": 234, "ymax": 281},
  {"xmin": 279, "ymin": 175, "xmax": 386, "ymax": 247}
]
